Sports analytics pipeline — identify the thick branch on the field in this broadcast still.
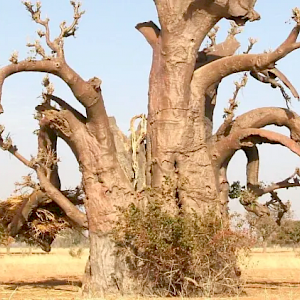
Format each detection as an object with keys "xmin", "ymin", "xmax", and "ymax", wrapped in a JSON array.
[
  {"xmin": 228, "ymin": 107, "xmax": 300, "ymax": 143},
  {"xmin": 193, "ymin": 23, "xmax": 300, "ymax": 90},
  {"xmin": 195, "ymin": 27, "xmax": 241, "ymax": 69},
  {"xmin": 0, "ymin": 60, "xmax": 107, "ymax": 130},
  {"xmin": 243, "ymin": 146, "xmax": 260, "ymax": 189},
  {"xmin": 155, "ymin": 0, "xmax": 259, "ymax": 30},
  {"xmin": 136, "ymin": 21, "xmax": 160, "ymax": 49},
  {"xmin": 36, "ymin": 104, "xmax": 83, "ymax": 146},
  {"xmin": 213, "ymin": 128, "xmax": 300, "ymax": 168},
  {"xmin": 46, "ymin": 94, "xmax": 86, "ymax": 123},
  {"xmin": 7, "ymin": 126, "xmax": 61, "ymax": 236},
  {"xmin": 36, "ymin": 168, "xmax": 88, "ymax": 228},
  {"xmin": 1, "ymin": 125, "xmax": 87, "ymax": 230},
  {"xmin": 251, "ymin": 67, "xmax": 299, "ymax": 100}
]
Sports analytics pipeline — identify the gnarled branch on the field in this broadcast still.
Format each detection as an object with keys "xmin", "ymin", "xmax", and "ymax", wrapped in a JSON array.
[
  {"xmin": 44, "ymin": 94, "xmax": 86, "ymax": 123},
  {"xmin": 0, "ymin": 125, "xmax": 87, "ymax": 230},
  {"xmin": 257, "ymin": 168, "xmax": 300, "ymax": 196},
  {"xmin": 212, "ymin": 128, "xmax": 300, "ymax": 168},
  {"xmin": 0, "ymin": 59, "xmax": 98, "ymax": 115},
  {"xmin": 36, "ymin": 168, "xmax": 87, "ymax": 228},
  {"xmin": 228, "ymin": 107, "xmax": 300, "ymax": 143},
  {"xmin": 193, "ymin": 19, "xmax": 300, "ymax": 91},
  {"xmin": 250, "ymin": 67, "xmax": 299, "ymax": 102},
  {"xmin": 23, "ymin": 1, "xmax": 85, "ymax": 58},
  {"xmin": 196, "ymin": 22, "xmax": 241, "ymax": 69}
]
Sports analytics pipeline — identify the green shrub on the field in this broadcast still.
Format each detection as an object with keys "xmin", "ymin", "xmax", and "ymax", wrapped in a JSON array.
[{"xmin": 113, "ymin": 195, "xmax": 251, "ymax": 297}]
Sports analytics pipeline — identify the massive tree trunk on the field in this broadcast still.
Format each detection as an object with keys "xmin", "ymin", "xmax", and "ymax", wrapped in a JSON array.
[
  {"xmin": 82, "ymin": 233, "xmax": 124, "ymax": 296},
  {"xmin": 2, "ymin": 0, "xmax": 300, "ymax": 297}
]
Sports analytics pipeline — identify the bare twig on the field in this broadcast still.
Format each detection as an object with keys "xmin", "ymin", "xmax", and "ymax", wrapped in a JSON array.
[
  {"xmin": 207, "ymin": 25, "xmax": 220, "ymax": 48},
  {"xmin": 59, "ymin": 1, "xmax": 85, "ymax": 40},
  {"xmin": 244, "ymin": 37, "xmax": 258, "ymax": 54},
  {"xmin": 23, "ymin": 1, "xmax": 85, "ymax": 57},
  {"xmin": 215, "ymin": 73, "xmax": 248, "ymax": 139},
  {"xmin": 0, "ymin": 125, "xmax": 34, "ymax": 168}
]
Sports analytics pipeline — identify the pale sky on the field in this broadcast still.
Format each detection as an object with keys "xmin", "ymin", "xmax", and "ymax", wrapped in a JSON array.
[{"xmin": 0, "ymin": 1, "xmax": 300, "ymax": 217}]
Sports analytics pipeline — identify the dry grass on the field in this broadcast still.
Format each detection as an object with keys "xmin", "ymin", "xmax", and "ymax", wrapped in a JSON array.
[
  {"xmin": 1, "ymin": 247, "xmax": 300, "ymax": 299},
  {"xmin": 0, "ymin": 248, "xmax": 87, "ymax": 299}
]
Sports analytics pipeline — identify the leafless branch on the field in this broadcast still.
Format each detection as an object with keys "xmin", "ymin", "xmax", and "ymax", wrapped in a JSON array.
[
  {"xmin": 23, "ymin": 1, "xmax": 59, "ymax": 55},
  {"xmin": 228, "ymin": 107, "xmax": 300, "ymax": 144},
  {"xmin": 0, "ymin": 123, "xmax": 87, "ymax": 230},
  {"xmin": 0, "ymin": 125, "xmax": 34, "ymax": 168},
  {"xmin": 136, "ymin": 21, "xmax": 161, "ymax": 49},
  {"xmin": 213, "ymin": 128, "xmax": 300, "ymax": 169},
  {"xmin": 244, "ymin": 37, "xmax": 258, "ymax": 54},
  {"xmin": 45, "ymin": 94, "xmax": 86, "ymax": 123},
  {"xmin": 266, "ymin": 191, "xmax": 291, "ymax": 225},
  {"xmin": 36, "ymin": 168, "xmax": 88, "ymax": 228},
  {"xmin": 250, "ymin": 67, "xmax": 299, "ymax": 107},
  {"xmin": 58, "ymin": 1, "xmax": 85, "ymax": 40},
  {"xmin": 196, "ymin": 25, "xmax": 241, "ymax": 69},
  {"xmin": 23, "ymin": 1, "xmax": 85, "ymax": 58},
  {"xmin": 193, "ymin": 12, "xmax": 300, "ymax": 91},
  {"xmin": 257, "ymin": 168, "xmax": 300, "ymax": 196},
  {"xmin": 14, "ymin": 174, "xmax": 39, "ymax": 193},
  {"xmin": 207, "ymin": 25, "xmax": 220, "ymax": 47},
  {"xmin": 215, "ymin": 73, "xmax": 248, "ymax": 139},
  {"xmin": 27, "ymin": 40, "xmax": 51, "ymax": 60},
  {"xmin": 130, "ymin": 114, "xmax": 147, "ymax": 189}
]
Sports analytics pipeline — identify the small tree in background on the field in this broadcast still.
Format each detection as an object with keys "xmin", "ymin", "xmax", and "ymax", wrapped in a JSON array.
[
  {"xmin": 246, "ymin": 213, "xmax": 278, "ymax": 252},
  {"xmin": 273, "ymin": 220, "xmax": 300, "ymax": 248}
]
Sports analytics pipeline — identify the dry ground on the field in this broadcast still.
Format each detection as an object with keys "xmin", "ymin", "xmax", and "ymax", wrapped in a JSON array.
[{"xmin": 1, "ymin": 248, "xmax": 300, "ymax": 299}]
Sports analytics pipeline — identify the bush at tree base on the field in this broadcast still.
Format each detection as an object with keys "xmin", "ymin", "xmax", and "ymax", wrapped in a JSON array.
[{"xmin": 113, "ymin": 196, "xmax": 252, "ymax": 297}]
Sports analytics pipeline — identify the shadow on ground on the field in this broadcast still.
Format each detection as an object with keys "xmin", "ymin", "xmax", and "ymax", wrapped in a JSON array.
[{"xmin": 2, "ymin": 278, "xmax": 82, "ymax": 291}]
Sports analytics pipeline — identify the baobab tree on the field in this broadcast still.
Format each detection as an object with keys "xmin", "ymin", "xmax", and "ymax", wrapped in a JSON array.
[{"xmin": 1, "ymin": 0, "xmax": 300, "ymax": 296}]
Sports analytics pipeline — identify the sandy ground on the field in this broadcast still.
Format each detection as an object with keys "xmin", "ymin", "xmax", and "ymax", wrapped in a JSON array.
[{"xmin": 1, "ymin": 248, "xmax": 300, "ymax": 299}]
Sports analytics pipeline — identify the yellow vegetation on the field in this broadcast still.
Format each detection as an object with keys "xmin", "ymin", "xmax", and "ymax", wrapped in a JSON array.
[{"xmin": 1, "ymin": 248, "xmax": 300, "ymax": 299}]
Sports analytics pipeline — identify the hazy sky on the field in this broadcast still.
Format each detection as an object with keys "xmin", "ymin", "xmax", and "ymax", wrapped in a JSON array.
[{"xmin": 0, "ymin": 1, "xmax": 300, "ymax": 217}]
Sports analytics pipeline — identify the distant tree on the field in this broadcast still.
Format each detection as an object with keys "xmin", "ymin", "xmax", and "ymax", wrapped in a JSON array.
[
  {"xmin": 53, "ymin": 228, "xmax": 88, "ymax": 248},
  {"xmin": 273, "ymin": 220, "xmax": 300, "ymax": 248},
  {"xmin": 246, "ymin": 212, "xmax": 278, "ymax": 252}
]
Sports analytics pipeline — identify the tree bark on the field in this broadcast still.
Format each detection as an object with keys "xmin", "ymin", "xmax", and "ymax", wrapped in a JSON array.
[
  {"xmin": 142, "ymin": 10, "xmax": 222, "ymax": 215},
  {"xmin": 3, "ymin": 0, "xmax": 300, "ymax": 297},
  {"xmin": 82, "ymin": 233, "xmax": 124, "ymax": 297}
]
